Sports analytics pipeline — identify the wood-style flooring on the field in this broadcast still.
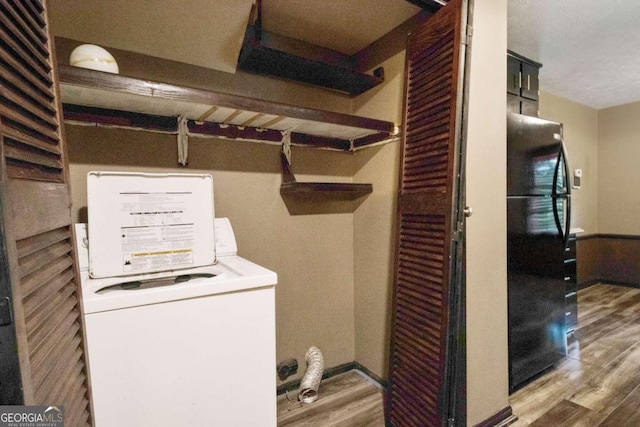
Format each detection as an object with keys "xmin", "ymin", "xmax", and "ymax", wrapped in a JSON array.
[
  {"xmin": 277, "ymin": 284, "xmax": 640, "ymax": 426},
  {"xmin": 510, "ymin": 283, "xmax": 640, "ymax": 426},
  {"xmin": 277, "ymin": 370, "xmax": 384, "ymax": 426}
]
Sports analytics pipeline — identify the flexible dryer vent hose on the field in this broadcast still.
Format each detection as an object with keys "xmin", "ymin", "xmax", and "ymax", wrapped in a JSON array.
[{"xmin": 298, "ymin": 346, "xmax": 324, "ymax": 403}]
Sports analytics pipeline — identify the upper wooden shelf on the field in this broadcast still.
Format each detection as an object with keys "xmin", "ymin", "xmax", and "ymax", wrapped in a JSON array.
[
  {"xmin": 57, "ymin": 65, "xmax": 398, "ymax": 151},
  {"xmin": 237, "ymin": 25, "xmax": 384, "ymax": 96}
]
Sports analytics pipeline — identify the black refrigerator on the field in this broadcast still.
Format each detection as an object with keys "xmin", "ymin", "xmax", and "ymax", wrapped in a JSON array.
[{"xmin": 507, "ymin": 112, "xmax": 571, "ymax": 392}]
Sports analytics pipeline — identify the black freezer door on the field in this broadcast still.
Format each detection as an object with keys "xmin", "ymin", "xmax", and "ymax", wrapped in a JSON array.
[
  {"xmin": 508, "ymin": 195, "xmax": 568, "ymax": 391},
  {"xmin": 507, "ymin": 113, "xmax": 565, "ymax": 197}
]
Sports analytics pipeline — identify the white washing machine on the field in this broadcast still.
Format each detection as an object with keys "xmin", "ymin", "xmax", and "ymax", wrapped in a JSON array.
[{"xmin": 76, "ymin": 220, "xmax": 277, "ymax": 427}]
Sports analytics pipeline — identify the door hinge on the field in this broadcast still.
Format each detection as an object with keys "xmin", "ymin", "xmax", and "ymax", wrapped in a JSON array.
[
  {"xmin": 448, "ymin": 418, "xmax": 456, "ymax": 427},
  {"xmin": 453, "ymin": 221, "xmax": 464, "ymax": 242},
  {"xmin": 0, "ymin": 297, "xmax": 12, "ymax": 326},
  {"xmin": 463, "ymin": 25, "xmax": 473, "ymax": 45}
]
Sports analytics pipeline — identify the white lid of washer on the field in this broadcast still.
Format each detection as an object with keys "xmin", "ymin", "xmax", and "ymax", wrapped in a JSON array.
[{"xmin": 87, "ymin": 171, "xmax": 216, "ymax": 278}]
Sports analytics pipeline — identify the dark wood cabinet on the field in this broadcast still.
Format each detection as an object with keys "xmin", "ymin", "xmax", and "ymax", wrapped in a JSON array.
[
  {"xmin": 507, "ymin": 51, "xmax": 542, "ymax": 117},
  {"xmin": 521, "ymin": 98, "xmax": 539, "ymax": 117},
  {"xmin": 521, "ymin": 61, "xmax": 540, "ymax": 100},
  {"xmin": 565, "ymin": 235, "xmax": 578, "ymax": 332},
  {"xmin": 507, "ymin": 93, "xmax": 521, "ymax": 113},
  {"xmin": 507, "ymin": 55, "xmax": 521, "ymax": 96}
]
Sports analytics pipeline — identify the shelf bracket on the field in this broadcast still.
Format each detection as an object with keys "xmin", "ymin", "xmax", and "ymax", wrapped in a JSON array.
[
  {"xmin": 279, "ymin": 130, "xmax": 373, "ymax": 198},
  {"xmin": 281, "ymin": 130, "xmax": 295, "ymax": 184},
  {"xmin": 177, "ymin": 113, "xmax": 188, "ymax": 166}
]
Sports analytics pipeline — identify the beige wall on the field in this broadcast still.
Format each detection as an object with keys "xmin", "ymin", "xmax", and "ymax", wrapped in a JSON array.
[
  {"xmin": 598, "ymin": 101, "xmax": 640, "ymax": 235},
  {"xmin": 539, "ymin": 91, "xmax": 599, "ymax": 234},
  {"xmin": 465, "ymin": 0, "xmax": 510, "ymax": 424},
  {"xmin": 352, "ymin": 50, "xmax": 404, "ymax": 379},
  {"xmin": 352, "ymin": 142, "xmax": 399, "ymax": 378},
  {"xmin": 66, "ymin": 125, "xmax": 363, "ymax": 384}
]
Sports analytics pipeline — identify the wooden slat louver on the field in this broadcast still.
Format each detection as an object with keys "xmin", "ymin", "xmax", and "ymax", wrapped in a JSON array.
[
  {"xmin": 387, "ymin": 0, "xmax": 467, "ymax": 425},
  {"xmin": 0, "ymin": 1, "xmax": 92, "ymax": 426},
  {"xmin": 0, "ymin": 0, "xmax": 63, "ymax": 182},
  {"xmin": 392, "ymin": 214, "xmax": 446, "ymax": 426}
]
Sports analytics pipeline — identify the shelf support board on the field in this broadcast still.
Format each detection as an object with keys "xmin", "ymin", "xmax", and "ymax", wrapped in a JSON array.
[
  {"xmin": 62, "ymin": 104, "xmax": 388, "ymax": 151},
  {"xmin": 62, "ymin": 103, "xmax": 177, "ymax": 132},
  {"xmin": 279, "ymin": 149, "xmax": 372, "ymax": 197}
]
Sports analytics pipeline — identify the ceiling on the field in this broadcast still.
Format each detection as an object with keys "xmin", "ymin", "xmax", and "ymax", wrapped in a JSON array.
[
  {"xmin": 48, "ymin": 0, "xmax": 420, "ymax": 73},
  {"xmin": 50, "ymin": 1, "xmax": 638, "ymax": 110},
  {"xmin": 260, "ymin": 0, "xmax": 420, "ymax": 55},
  {"xmin": 508, "ymin": 0, "xmax": 640, "ymax": 110}
]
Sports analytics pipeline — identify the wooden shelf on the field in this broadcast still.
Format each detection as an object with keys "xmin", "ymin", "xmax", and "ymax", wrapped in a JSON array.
[
  {"xmin": 280, "ymin": 151, "xmax": 372, "ymax": 199},
  {"xmin": 238, "ymin": 26, "xmax": 384, "ymax": 96},
  {"xmin": 58, "ymin": 65, "xmax": 397, "ymax": 151},
  {"xmin": 280, "ymin": 182, "xmax": 373, "ymax": 195}
]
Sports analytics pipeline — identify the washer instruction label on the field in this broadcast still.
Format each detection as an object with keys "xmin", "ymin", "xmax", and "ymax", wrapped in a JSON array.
[{"xmin": 119, "ymin": 192, "xmax": 196, "ymax": 272}]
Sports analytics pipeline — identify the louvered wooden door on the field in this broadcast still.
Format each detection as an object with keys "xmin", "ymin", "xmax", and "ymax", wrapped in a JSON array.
[
  {"xmin": 0, "ymin": 0, "xmax": 92, "ymax": 425},
  {"xmin": 386, "ymin": 0, "xmax": 469, "ymax": 425}
]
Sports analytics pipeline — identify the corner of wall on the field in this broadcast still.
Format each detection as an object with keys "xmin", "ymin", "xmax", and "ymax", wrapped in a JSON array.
[
  {"xmin": 349, "ymin": 20, "xmax": 407, "ymax": 380},
  {"xmin": 465, "ymin": 0, "xmax": 510, "ymax": 424}
]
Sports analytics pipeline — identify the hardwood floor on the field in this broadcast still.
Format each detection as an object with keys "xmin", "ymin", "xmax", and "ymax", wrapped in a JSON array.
[
  {"xmin": 510, "ymin": 283, "xmax": 640, "ymax": 426},
  {"xmin": 278, "ymin": 284, "xmax": 640, "ymax": 426},
  {"xmin": 277, "ymin": 370, "xmax": 385, "ymax": 427}
]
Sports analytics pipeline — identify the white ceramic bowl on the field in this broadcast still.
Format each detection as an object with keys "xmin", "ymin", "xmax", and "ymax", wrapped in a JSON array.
[{"xmin": 69, "ymin": 44, "xmax": 119, "ymax": 74}]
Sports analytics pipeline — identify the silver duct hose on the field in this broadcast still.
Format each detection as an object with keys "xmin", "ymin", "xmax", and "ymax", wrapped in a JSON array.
[{"xmin": 298, "ymin": 346, "xmax": 324, "ymax": 403}]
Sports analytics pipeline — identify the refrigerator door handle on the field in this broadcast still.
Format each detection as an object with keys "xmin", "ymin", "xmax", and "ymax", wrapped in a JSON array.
[
  {"xmin": 552, "ymin": 140, "xmax": 571, "ymax": 197},
  {"xmin": 552, "ymin": 195, "xmax": 571, "ymax": 246},
  {"xmin": 552, "ymin": 195, "xmax": 565, "ymax": 241},
  {"xmin": 552, "ymin": 136, "xmax": 571, "ymax": 245},
  {"xmin": 560, "ymin": 141, "xmax": 571, "ymax": 198},
  {"xmin": 565, "ymin": 194, "xmax": 572, "ymax": 246},
  {"xmin": 559, "ymin": 139, "xmax": 571, "ymax": 245}
]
